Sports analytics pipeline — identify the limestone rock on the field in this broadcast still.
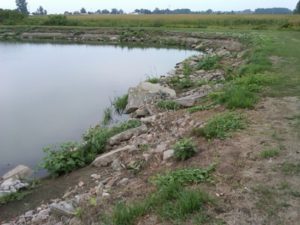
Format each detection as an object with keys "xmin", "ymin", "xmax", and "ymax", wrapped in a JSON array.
[
  {"xmin": 92, "ymin": 145, "xmax": 137, "ymax": 167},
  {"xmin": 163, "ymin": 150, "xmax": 175, "ymax": 161},
  {"xmin": 125, "ymin": 82, "xmax": 176, "ymax": 113},
  {"xmin": 2, "ymin": 165, "xmax": 33, "ymax": 180},
  {"xmin": 175, "ymin": 85, "xmax": 212, "ymax": 107},
  {"xmin": 50, "ymin": 201, "xmax": 76, "ymax": 217},
  {"xmin": 108, "ymin": 125, "xmax": 147, "ymax": 146}
]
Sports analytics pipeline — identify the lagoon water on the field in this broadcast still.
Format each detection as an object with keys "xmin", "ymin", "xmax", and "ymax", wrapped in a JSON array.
[{"xmin": 0, "ymin": 42, "xmax": 196, "ymax": 176}]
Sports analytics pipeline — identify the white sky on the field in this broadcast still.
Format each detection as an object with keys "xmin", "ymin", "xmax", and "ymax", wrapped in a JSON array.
[{"xmin": 0, "ymin": 0, "xmax": 297, "ymax": 13}]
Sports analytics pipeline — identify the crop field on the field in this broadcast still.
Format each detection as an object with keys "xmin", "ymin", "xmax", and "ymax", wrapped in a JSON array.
[{"xmin": 16, "ymin": 14, "xmax": 300, "ymax": 30}]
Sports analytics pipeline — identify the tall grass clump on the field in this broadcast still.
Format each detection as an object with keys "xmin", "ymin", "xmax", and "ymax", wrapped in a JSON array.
[
  {"xmin": 113, "ymin": 94, "xmax": 128, "ymax": 114},
  {"xmin": 197, "ymin": 55, "xmax": 221, "ymax": 70},
  {"xmin": 102, "ymin": 107, "xmax": 113, "ymax": 126},
  {"xmin": 193, "ymin": 112, "xmax": 245, "ymax": 139},
  {"xmin": 43, "ymin": 15, "xmax": 79, "ymax": 26},
  {"xmin": 212, "ymin": 73, "xmax": 274, "ymax": 109},
  {"xmin": 112, "ymin": 166, "xmax": 215, "ymax": 225},
  {"xmin": 173, "ymin": 138, "xmax": 197, "ymax": 161},
  {"xmin": 156, "ymin": 100, "xmax": 181, "ymax": 110},
  {"xmin": 146, "ymin": 76, "xmax": 160, "ymax": 84}
]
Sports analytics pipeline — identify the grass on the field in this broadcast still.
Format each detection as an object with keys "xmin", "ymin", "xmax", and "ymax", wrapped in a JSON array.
[
  {"xmin": 168, "ymin": 76, "xmax": 194, "ymax": 90},
  {"xmin": 187, "ymin": 104, "xmax": 214, "ymax": 113},
  {"xmin": 197, "ymin": 55, "xmax": 221, "ymax": 70},
  {"xmin": 193, "ymin": 112, "xmax": 245, "ymax": 139},
  {"xmin": 173, "ymin": 138, "xmax": 197, "ymax": 161},
  {"xmin": 260, "ymin": 148, "xmax": 280, "ymax": 159},
  {"xmin": 281, "ymin": 162, "xmax": 300, "ymax": 175},
  {"xmin": 152, "ymin": 166, "xmax": 215, "ymax": 188},
  {"xmin": 146, "ymin": 76, "xmax": 160, "ymax": 84},
  {"xmin": 111, "ymin": 166, "xmax": 215, "ymax": 225},
  {"xmin": 0, "ymin": 190, "xmax": 31, "ymax": 205},
  {"xmin": 102, "ymin": 107, "xmax": 113, "ymax": 126},
  {"xmin": 112, "ymin": 94, "xmax": 128, "ymax": 115},
  {"xmin": 156, "ymin": 100, "xmax": 181, "ymax": 110},
  {"xmin": 212, "ymin": 73, "xmax": 274, "ymax": 109}
]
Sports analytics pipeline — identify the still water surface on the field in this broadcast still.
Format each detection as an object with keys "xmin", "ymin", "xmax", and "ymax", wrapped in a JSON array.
[{"xmin": 0, "ymin": 42, "xmax": 196, "ymax": 176}]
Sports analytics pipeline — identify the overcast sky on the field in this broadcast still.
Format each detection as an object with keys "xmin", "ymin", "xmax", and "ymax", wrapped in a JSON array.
[{"xmin": 0, "ymin": 0, "xmax": 298, "ymax": 13}]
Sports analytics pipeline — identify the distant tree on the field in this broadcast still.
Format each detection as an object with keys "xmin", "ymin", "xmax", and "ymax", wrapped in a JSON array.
[
  {"xmin": 102, "ymin": 9, "xmax": 109, "ymax": 14},
  {"xmin": 255, "ymin": 8, "xmax": 291, "ymax": 14},
  {"xmin": 80, "ymin": 8, "xmax": 86, "ymax": 14},
  {"xmin": 111, "ymin": 8, "xmax": 118, "ymax": 14},
  {"xmin": 295, "ymin": 1, "xmax": 300, "ymax": 14},
  {"xmin": 96, "ymin": 9, "xmax": 102, "ymax": 14},
  {"xmin": 33, "ymin": 6, "xmax": 47, "ymax": 15},
  {"xmin": 15, "ymin": 0, "xmax": 29, "ymax": 15},
  {"xmin": 206, "ymin": 9, "xmax": 213, "ymax": 14}
]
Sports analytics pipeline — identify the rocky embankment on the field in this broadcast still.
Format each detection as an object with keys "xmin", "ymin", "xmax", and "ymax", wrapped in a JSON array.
[{"xmin": 0, "ymin": 33, "xmax": 245, "ymax": 225}]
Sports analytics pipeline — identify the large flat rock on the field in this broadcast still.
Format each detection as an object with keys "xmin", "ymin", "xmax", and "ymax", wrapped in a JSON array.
[
  {"xmin": 125, "ymin": 82, "xmax": 176, "ymax": 113},
  {"xmin": 92, "ymin": 145, "xmax": 137, "ymax": 167},
  {"xmin": 2, "ymin": 165, "xmax": 33, "ymax": 181}
]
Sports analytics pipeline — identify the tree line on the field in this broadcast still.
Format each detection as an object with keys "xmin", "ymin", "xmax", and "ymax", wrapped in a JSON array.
[{"xmin": 3, "ymin": 0, "xmax": 300, "ymax": 16}]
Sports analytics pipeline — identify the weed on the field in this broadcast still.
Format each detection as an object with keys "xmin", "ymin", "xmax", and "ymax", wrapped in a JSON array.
[
  {"xmin": 42, "ymin": 142, "xmax": 87, "ymax": 176},
  {"xmin": 159, "ymin": 188, "xmax": 212, "ymax": 221},
  {"xmin": 260, "ymin": 148, "xmax": 280, "ymax": 159},
  {"xmin": 183, "ymin": 62, "xmax": 192, "ymax": 76},
  {"xmin": 197, "ymin": 55, "xmax": 220, "ymax": 70},
  {"xmin": 153, "ymin": 166, "xmax": 215, "ymax": 188},
  {"xmin": 168, "ymin": 76, "xmax": 194, "ymax": 90},
  {"xmin": 146, "ymin": 76, "xmax": 160, "ymax": 84},
  {"xmin": 43, "ymin": 120, "xmax": 141, "ymax": 176},
  {"xmin": 113, "ymin": 94, "xmax": 128, "ymax": 115},
  {"xmin": 193, "ymin": 112, "xmax": 245, "ymax": 139},
  {"xmin": 187, "ymin": 104, "xmax": 214, "ymax": 113},
  {"xmin": 281, "ymin": 162, "xmax": 300, "ymax": 175},
  {"xmin": 156, "ymin": 100, "xmax": 181, "ymax": 110},
  {"xmin": 215, "ymin": 85, "xmax": 258, "ymax": 109},
  {"xmin": 0, "ymin": 190, "xmax": 31, "ymax": 205},
  {"xmin": 173, "ymin": 138, "xmax": 197, "ymax": 161},
  {"xmin": 102, "ymin": 107, "xmax": 112, "ymax": 126},
  {"xmin": 138, "ymin": 144, "xmax": 149, "ymax": 152}
]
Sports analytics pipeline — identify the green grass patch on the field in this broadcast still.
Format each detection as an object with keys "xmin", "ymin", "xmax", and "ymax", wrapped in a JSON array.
[
  {"xmin": 113, "ymin": 94, "xmax": 128, "ymax": 115},
  {"xmin": 197, "ymin": 55, "xmax": 221, "ymax": 70},
  {"xmin": 111, "ymin": 165, "xmax": 215, "ymax": 225},
  {"xmin": 281, "ymin": 162, "xmax": 300, "ymax": 175},
  {"xmin": 173, "ymin": 138, "xmax": 197, "ymax": 161},
  {"xmin": 212, "ymin": 74, "xmax": 274, "ymax": 109},
  {"xmin": 193, "ymin": 112, "xmax": 245, "ymax": 139},
  {"xmin": 187, "ymin": 104, "xmax": 214, "ymax": 113},
  {"xmin": 168, "ymin": 76, "xmax": 194, "ymax": 90},
  {"xmin": 156, "ymin": 100, "xmax": 181, "ymax": 110},
  {"xmin": 260, "ymin": 148, "xmax": 280, "ymax": 159},
  {"xmin": 0, "ymin": 190, "xmax": 31, "ymax": 205},
  {"xmin": 152, "ymin": 166, "xmax": 215, "ymax": 188}
]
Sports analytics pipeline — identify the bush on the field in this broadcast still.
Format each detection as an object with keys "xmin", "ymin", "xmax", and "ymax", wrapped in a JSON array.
[
  {"xmin": 169, "ymin": 76, "xmax": 194, "ymax": 90},
  {"xmin": 173, "ymin": 138, "xmax": 197, "ymax": 161},
  {"xmin": 193, "ymin": 112, "xmax": 245, "ymax": 139},
  {"xmin": 156, "ymin": 100, "xmax": 181, "ymax": 110},
  {"xmin": 113, "ymin": 94, "xmax": 128, "ymax": 115},
  {"xmin": 42, "ymin": 142, "xmax": 89, "ymax": 176},
  {"xmin": 197, "ymin": 55, "xmax": 220, "ymax": 70},
  {"xmin": 0, "ymin": 9, "xmax": 26, "ymax": 24},
  {"xmin": 187, "ymin": 104, "xmax": 214, "ymax": 113},
  {"xmin": 43, "ymin": 120, "xmax": 141, "ymax": 176}
]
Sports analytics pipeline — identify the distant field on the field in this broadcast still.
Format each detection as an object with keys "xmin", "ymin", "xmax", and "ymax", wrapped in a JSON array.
[{"xmin": 20, "ymin": 14, "xmax": 300, "ymax": 30}]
